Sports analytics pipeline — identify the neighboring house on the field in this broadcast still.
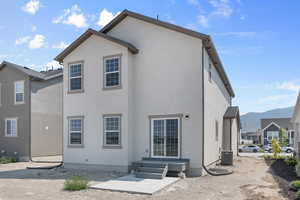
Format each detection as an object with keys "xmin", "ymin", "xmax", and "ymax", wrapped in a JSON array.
[
  {"xmin": 261, "ymin": 118, "xmax": 294, "ymax": 146},
  {"xmin": 292, "ymin": 92, "xmax": 300, "ymax": 157},
  {"xmin": 241, "ymin": 131, "xmax": 261, "ymax": 144},
  {"xmin": 55, "ymin": 9, "xmax": 240, "ymax": 176},
  {"xmin": 0, "ymin": 61, "xmax": 63, "ymax": 161}
]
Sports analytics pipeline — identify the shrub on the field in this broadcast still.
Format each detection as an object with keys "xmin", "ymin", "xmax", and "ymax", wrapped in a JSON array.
[
  {"xmin": 64, "ymin": 176, "xmax": 89, "ymax": 191},
  {"xmin": 263, "ymin": 154, "xmax": 273, "ymax": 160},
  {"xmin": 0, "ymin": 157, "xmax": 17, "ymax": 164},
  {"xmin": 271, "ymin": 139, "xmax": 281, "ymax": 159},
  {"xmin": 296, "ymin": 190, "xmax": 300, "ymax": 200},
  {"xmin": 290, "ymin": 180, "xmax": 300, "ymax": 191},
  {"xmin": 285, "ymin": 157, "xmax": 298, "ymax": 167},
  {"xmin": 296, "ymin": 162, "xmax": 300, "ymax": 177}
]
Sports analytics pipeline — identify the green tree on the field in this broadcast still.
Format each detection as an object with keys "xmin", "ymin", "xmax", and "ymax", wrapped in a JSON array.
[
  {"xmin": 278, "ymin": 128, "xmax": 288, "ymax": 147},
  {"xmin": 271, "ymin": 139, "xmax": 281, "ymax": 159}
]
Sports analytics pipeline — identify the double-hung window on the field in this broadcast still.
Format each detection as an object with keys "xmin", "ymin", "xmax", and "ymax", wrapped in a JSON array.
[
  {"xmin": 104, "ymin": 56, "xmax": 121, "ymax": 88},
  {"xmin": 215, "ymin": 120, "xmax": 219, "ymax": 141},
  {"xmin": 103, "ymin": 115, "xmax": 121, "ymax": 147},
  {"xmin": 14, "ymin": 81, "xmax": 24, "ymax": 104},
  {"xmin": 5, "ymin": 118, "xmax": 18, "ymax": 137},
  {"xmin": 69, "ymin": 62, "xmax": 83, "ymax": 92},
  {"xmin": 68, "ymin": 117, "xmax": 83, "ymax": 146}
]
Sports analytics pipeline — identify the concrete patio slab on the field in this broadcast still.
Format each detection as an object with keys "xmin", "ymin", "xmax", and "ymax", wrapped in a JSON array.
[{"xmin": 90, "ymin": 174, "xmax": 180, "ymax": 195}]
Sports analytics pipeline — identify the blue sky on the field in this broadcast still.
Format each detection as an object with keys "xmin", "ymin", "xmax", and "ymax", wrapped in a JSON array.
[{"xmin": 0, "ymin": 0, "xmax": 300, "ymax": 114}]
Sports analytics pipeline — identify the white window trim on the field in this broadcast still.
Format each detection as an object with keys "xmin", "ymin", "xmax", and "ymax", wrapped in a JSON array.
[
  {"xmin": 5, "ymin": 118, "xmax": 18, "ymax": 137},
  {"xmin": 103, "ymin": 115, "xmax": 122, "ymax": 147},
  {"xmin": 150, "ymin": 117, "xmax": 180, "ymax": 159},
  {"xmin": 103, "ymin": 55, "xmax": 121, "ymax": 89},
  {"xmin": 68, "ymin": 62, "xmax": 84, "ymax": 93},
  {"xmin": 14, "ymin": 80, "xmax": 25, "ymax": 105},
  {"xmin": 68, "ymin": 116, "xmax": 84, "ymax": 147}
]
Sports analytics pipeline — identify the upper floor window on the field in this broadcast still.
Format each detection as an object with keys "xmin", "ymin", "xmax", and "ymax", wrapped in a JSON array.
[
  {"xmin": 5, "ymin": 118, "xmax": 18, "ymax": 137},
  {"xmin": 215, "ymin": 120, "xmax": 219, "ymax": 141},
  {"xmin": 104, "ymin": 56, "xmax": 121, "ymax": 89},
  {"xmin": 14, "ymin": 81, "xmax": 24, "ymax": 104},
  {"xmin": 209, "ymin": 63, "xmax": 212, "ymax": 83},
  {"xmin": 69, "ymin": 62, "xmax": 83, "ymax": 92}
]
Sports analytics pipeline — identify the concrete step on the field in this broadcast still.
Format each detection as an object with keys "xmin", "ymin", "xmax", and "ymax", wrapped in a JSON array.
[
  {"xmin": 135, "ymin": 172, "xmax": 164, "ymax": 179},
  {"xmin": 132, "ymin": 161, "xmax": 167, "ymax": 169},
  {"xmin": 137, "ymin": 167, "xmax": 165, "ymax": 173}
]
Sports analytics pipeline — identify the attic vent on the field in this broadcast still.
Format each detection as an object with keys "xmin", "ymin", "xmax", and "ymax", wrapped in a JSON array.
[{"xmin": 23, "ymin": 67, "xmax": 29, "ymax": 69}]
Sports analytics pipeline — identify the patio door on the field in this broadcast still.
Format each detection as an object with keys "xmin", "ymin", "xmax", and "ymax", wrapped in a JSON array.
[{"xmin": 151, "ymin": 117, "xmax": 180, "ymax": 158}]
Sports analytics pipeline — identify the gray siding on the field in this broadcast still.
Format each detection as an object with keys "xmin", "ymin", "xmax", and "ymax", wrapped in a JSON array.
[
  {"xmin": 30, "ymin": 77, "xmax": 63, "ymax": 156},
  {"xmin": 0, "ymin": 66, "xmax": 30, "ymax": 160}
]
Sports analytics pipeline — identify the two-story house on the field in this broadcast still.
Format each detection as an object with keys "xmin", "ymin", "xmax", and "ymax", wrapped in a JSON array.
[
  {"xmin": 55, "ymin": 10, "xmax": 240, "ymax": 176},
  {"xmin": 261, "ymin": 118, "xmax": 294, "ymax": 146},
  {"xmin": 0, "ymin": 61, "xmax": 63, "ymax": 161}
]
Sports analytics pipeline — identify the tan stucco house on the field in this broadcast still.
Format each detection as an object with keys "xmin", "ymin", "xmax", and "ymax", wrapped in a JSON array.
[
  {"xmin": 55, "ymin": 10, "xmax": 240, "ymax": 176},
  {"xmin": 0, "ymin": 61, "xmax": 63, "ymax": 161}
]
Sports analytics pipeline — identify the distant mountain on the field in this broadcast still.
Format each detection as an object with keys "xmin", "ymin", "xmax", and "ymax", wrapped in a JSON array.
[{"xmin": 241, "ymin": 106, "xmax": 294, "ymax": 132}]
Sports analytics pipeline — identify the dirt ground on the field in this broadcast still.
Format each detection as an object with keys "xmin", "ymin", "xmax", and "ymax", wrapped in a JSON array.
[{"xmin": 0, "ymin": 156, "xmax": 290, "ymax": 200}]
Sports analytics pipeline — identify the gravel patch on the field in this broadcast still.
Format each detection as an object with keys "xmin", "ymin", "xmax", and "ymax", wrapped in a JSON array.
[{"xmin": 0, "ymin": 157, "xmax": 288, "ymax": 200}]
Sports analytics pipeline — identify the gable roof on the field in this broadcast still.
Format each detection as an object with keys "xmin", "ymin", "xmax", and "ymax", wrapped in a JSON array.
[
  {"xmin": 261, "ymin": 118, "xmax": 293, "ymax": 131},
  {"xmin": 292, "ymin": 92, "xmax": 300, "ymax": 122},
  {"xmin": 223, "ymin": 106, "xmax": 241, "ymax": 129},
  {"xmin": 0, "ymin": 61, "xmax": 63, "ymax": 81},
  {"xmin": 54, "ymin": 28, "xmax": 138, "ymax": 63},
  {"xmin": 100, "ymin": 9, "xmax": 235, "ymax": 97}
]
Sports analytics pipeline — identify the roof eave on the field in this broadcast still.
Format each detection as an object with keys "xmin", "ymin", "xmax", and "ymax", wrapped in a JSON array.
[{"xmin": 54, "ymin": 28, "xmax": 138, "ymax": 63}]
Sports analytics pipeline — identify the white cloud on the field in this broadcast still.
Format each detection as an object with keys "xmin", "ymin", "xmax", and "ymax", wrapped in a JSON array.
[
  {"xmin": 275, "ymin": 81, "xmax": 300, "ymax": 92},
  {"xmin": 96, "ymin": 9, "xmax": 120, "ymax": 27},
  {"xmin": 15, "ymin": 36, "xmax": 31, "ymax": 45},
  {"xmin": 52, "ymin": 41, "xmax": 69, "ymax": 50},
  {"xmin": 53, "ymin": 5, "xmax": 88, "ymax": 28},
  {"xmin": 32, "ymin": 25, "xmax": 37, "ymax": 32},
  {"xmin": 197, "ymin": 15, "xmax": 209, "ymax": 28},
  {"xmin": 187, "ymin": 0, "xmax": 199, "ymax": 6},
  {"xmin": 22, "ymin": 0, "xmax": 40, "ymax": 15},
  {"xmin": 194, "ymin": 0, "xmax": 234, "ymax": 27},
  {"xmin": 218, "ymin": 46, "xmax": 264, "ymax": 56},
  {"xmin": 46, "ymin": 61, "xmax": 62, "ymax": 69},
  {"xmin": 28, "ymin": 34, "xmax": 47, "ymax": 49},
  {"xmin": 215, "ymin": 31, "xmax": 257, "ymax": 38},
  {"xmin": 209, "ymin": 0, "xmax": 233, "ymax": 18}
]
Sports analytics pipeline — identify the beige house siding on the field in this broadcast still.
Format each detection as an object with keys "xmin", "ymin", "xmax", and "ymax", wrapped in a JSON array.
[
  {"xmin": 63, "ymin": 35, "xmax": 131, "ymax": 171},
  {"xmin": 0, "ymin": 66, "xmax": 30, "ymax": 160},
  {"xmin": 30, "ymin": 77, "xmax": 63, "ymax": 157},
  {"xmin": 203, "ymin": 48, "xmax": 231, "ymax": 166}
]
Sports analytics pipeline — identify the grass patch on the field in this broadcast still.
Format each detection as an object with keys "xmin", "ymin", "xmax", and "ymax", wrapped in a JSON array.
[
  {"xmin": 0, "ymin": 157, "xmax": 17, "ymax": 164},
  {"xmin": 290, "ymin": 181, "xmax": 300, "ymax": 191},
  {"xmin": 64, "ymin": 176, "xmax": 89, "ymax": 191}
]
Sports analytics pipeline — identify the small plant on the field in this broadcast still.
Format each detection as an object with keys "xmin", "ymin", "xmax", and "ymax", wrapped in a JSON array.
[
  {"xmin": 64, "ymin": 176, "xmax": 89, "ymax": 191},
  {"xmin": 263, "ymin": 154, "xmax": 273, "ymax": 160},
  {"xmin": 290, "ymin": 180, "xmax": 300, "ymax": 191},
  {"xmin": 0, "ymin": 157, "xmax": 17, "ymax": 164},
  {"xmin": 296, "ymin": 162, "xmax": 300, "ymax": 177},
  {"xmin": 271, "ymin": 139, "xmax": 281, "ymax": 159},
  {"xmin": 285, "ymin": 157, "xmax": 298, "ymax": 167},
  {"xmin": 278, "ymin": 128, "xmax": 288, "ymax": 147},
  {"xmin": 296, "ymin": 189, "xmax": 300, "ymax": 200}
]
